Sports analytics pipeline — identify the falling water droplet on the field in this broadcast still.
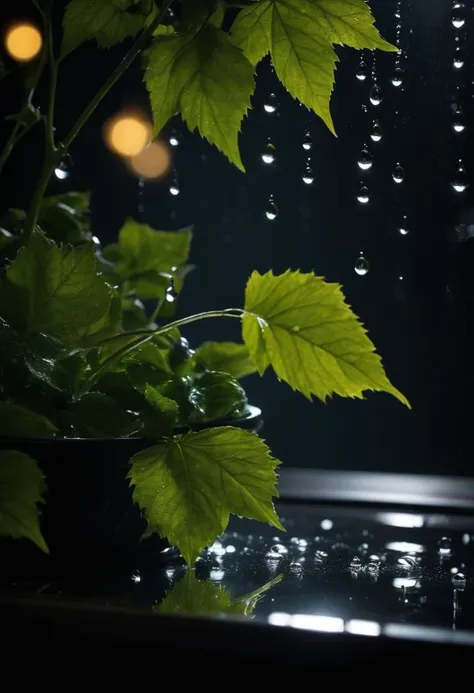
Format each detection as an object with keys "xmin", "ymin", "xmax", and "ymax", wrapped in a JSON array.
[
  {"xmin": 263, "ymin": 93, "xmax": 278, "ymax": 113},
  {"xmin": 350, "ymin": 556, "xmax": 362, "ymax": 569},
  {"xmin": 452, "ymin": 161, "xmax": 468, "ymax": 193},
  {"xmin": 265, "ymin": 196, "xmax": 278, "ymax": 220},
  {"xmin": 261, "ymin": 141, "xmax": 276, "ymax": 164},
  {"xmin": 369, "ymin": 85, "xmax": 383, "ymax": 106},
  {"xmin": 131, "ymin": 570, "xmax": 141, "ymax": 583},
  {"xmin": 370, "ymin": 120, "xmax": 383, "ymax": 142},
  {"xmin": 356, "ymin": 183, "xmax": 370, "ymax": 204},
  {"xmin": 302, "ymin": 162, "xmax": 314, "ymax": 184},
  {"xmin": 452, "ymin": 6, "xmax": 465, "ymax": 29},
  {"xmin": 393, "ymin": 163, "xmax": 405, "ymax": 183},
  {"xmin": 165, "ymin": 279, "xmax": 178, "ymax": 303},
  {"xmin": 437, "ymin": 537, "xmax": 452, "ymax": 555},
  {"xmin": 356, "ymin": 60, "xmax": 368, "ymax": 81},
  {"xmin": 391, "ymin": 66, "xmax": 404, "ymax": 87},
  {"xmin": 453, "ymin": 106, "xmax": 465, "ymax": 133},
  {"xmin": 452, "ymin": 572, "xmax": 466, "ymax": 589},
  {"xmin": 355, "ymin": 253, "xmax": 369, "ymax": 276},
  {"xmin": 54, "ymin": 161, "xmax": 70, "ymax": 179},
  {"xmin": 290, "ymin": 561, "xmax": 303, "ymax": 573},
  {"xmin": 357, "ymin": 148, "xmax": 373, "ymax": 171},
  {"xmin": 169, "ymin": 129, "xmax": 179, "ymax": 146},
  {"xmin": 302, "ymin": 131, "xmax": 312, "ymax": 151},
  {"xmin": 453, "ymin": 48, "xmax": 465, "ymax": 69},
  {"xmin": 169, "ymin": 175, "xmax": 180, "ymax": 196}
]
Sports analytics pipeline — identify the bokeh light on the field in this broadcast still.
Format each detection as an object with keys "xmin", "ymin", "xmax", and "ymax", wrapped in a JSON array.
[
  {"xmin": 4, "ymin": 23, "xmax": 43, "ymax": 62},
  {"xmin": 104, "ymin": 113, "xmax": 152, "ymax": 158},
  {"xmin": 127, "ymin": 140, "xmax": 171, "ymax": 179}
]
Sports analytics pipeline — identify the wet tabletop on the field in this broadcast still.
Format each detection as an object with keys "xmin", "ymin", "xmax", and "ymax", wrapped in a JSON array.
[{"xmin": 2, "ymin": 501, "xmax": 474, "ymax": 644}]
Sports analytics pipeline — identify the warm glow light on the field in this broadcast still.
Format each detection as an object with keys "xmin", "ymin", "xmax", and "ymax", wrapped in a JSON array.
[
  {"xmin": 105, "ymin": 114, "xmax": 152, "ymax": 157},
  {"xmin": 5, "ymin": 23, "xmax": 43, "ymax": 62},
  {"xmin": 128, "ymin": 140, "xmax": 171, "ymax": 179}
]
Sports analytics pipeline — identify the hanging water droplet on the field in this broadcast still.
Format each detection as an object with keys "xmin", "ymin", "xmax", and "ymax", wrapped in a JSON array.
[
  {"xmin": 391, "ymin": 66, "xmax": 404, "ymax": 87},
  {"xmin": 166, "ymin": 281, "xmax": 178, "ymax": 303},
  {"xmin": 263, "ymin": 93, "xmax": 278, "ymax": 113},
  {"xmin": 290, "ymin": 561, "xmax": 303, "ymax": 573},
  {"xmin": 302, "ymin": 162, "xmax": 314, "ymax": 184},
  {"xmin": 355, "ymin": 253, "xmax": 369, "ymax": 276},
  {"xmin": 452, "ymin": 161, "xmax": 468, "ymax": 193},
  {"xmin": 437, "ymin": 537, "xmax": 452, "ymax": 555},
  {"xmin": 54, "ymin": 161, "xmax": 70, "ymax": 180},
  {"xmin": 356, "ymin": 183, "xmax": 370, "ymax": 204},
  {"xmin": 452, "ymin": 6, "xmax": 465, "ymax": 29},
  {"xmin": 350, "ymin": 556, "xmax": 362, "ymax": 569},
  {"xmin": 393, "ymin": 163, "xmax": 405, "ymax": 183},
  {"xmin": 261, "ymin": 141, "xmax": 276, "ymax": 164},
  {"xmin": 453, "ymin": 108, "xmax": 465, "ymax": 133},
  {"xmin": 356, "ymin": 60, "xmax": 368, "ymax": 81},
  {"xmin": 302, "ymin": 131, "xmax": 312, "ymax": 151},
  {"xmin": 453, "ymin": 48, "xmax": 465, "ymax": 69},
  {"xmin": 169, "ymin": 175, "xmax": 180, "ymax": 196},
  {"xmin": 265, "ymin": 196, "xmax": 278, "ymax": 220},
  {"xmin": 357, "ymin": 148, "xmax": 373, "ymax": 171},
  {"xmin": 370, "ymin": 120, "xmax": 383, "ymax": 142},
  {"xmin": 369, "ymin": 85, "xmax": 383, "ymax": 106},
  {"xmin": 452, "ymin": 572, "xmax": 466, "ymax": 589},
  {"xmin": 169, "ymin": 129, "xmax": 179, "ymax": 146}
]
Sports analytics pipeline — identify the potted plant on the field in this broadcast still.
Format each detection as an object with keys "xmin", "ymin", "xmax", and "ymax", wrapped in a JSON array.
[{"xmin": 0, "ymin": 0, "xmax": 408, "ymax": 570}]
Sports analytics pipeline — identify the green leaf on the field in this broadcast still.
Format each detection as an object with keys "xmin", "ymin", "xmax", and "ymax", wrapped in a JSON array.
[
  {"xmin": 231, "ymin": 0, "xmax": 396, "ymax": 133},
  {"xmin": 182, "ymin": 0, "xmax": 225, "ymax": 31},
  {"xmin": 129, "ymin": 426, "xmax": 283, "ymax": 565},
  {"xmin": 145, "ymin": 25, "xmax": 254, "ymax": 171},
  {"xmin": 62, "ymin": 0, "xmax": 149, "ymax": 56},
  {"xmin": 0, "ymin": 450, "xmax": 48, "ymax": 553},
  {"xmin": 111, "ymin": 219, "xmax": 192, "ymax": 281},
  {"xmin": 0, "ymin": 231, "xmax": 112, "ymax": 345},
  {"xmin": 0, "ymin": 402, "xmax": 57, "ymax": 438},
  {"xmin": 38, "ymin": 192, "xmax": 91, "ymax": 244},
  {"xmin": 242, "ymin": 270, "xmax": 409, "ymax": 407},
  {"xmin": 194, "ymin": 341, "xmax": 257, "ymax": 380},
  {"xmin": 143, "ymin": 385, "xmax": 179, "ymax": 439},
  {"xmin": 188, "ymin": 371, "xmax": 248, "ymax": 422},
  {"xmin": 71, "ymin": 392, "xmax": 141, "ymax": 437},
  {"xmin": 156, "ymin": 571, "xmax": 282, "ymax": 616}
]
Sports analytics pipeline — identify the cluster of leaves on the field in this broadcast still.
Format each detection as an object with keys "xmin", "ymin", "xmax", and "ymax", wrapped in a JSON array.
[
  {"xmin": 61, "ymin": 0, "xmax": 396, "ymax": 170},
  {"xmin": 0, "ymin": 211, "xmax": 408, "ymax": 563}
]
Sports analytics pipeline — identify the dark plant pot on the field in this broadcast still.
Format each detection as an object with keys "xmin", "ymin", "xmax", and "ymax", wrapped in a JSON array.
[{"xmin": 0, "ymin": 406, "xmax": 262, "ymax": 575}]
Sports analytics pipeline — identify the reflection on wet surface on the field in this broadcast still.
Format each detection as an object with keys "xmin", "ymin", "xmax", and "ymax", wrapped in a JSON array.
[{"xmin": 2, "ymin": 503, "xmax": 474, "ymax": 642}]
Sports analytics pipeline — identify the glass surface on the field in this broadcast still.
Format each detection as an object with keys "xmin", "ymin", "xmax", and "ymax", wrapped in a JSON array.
[{"xmin": 3, "ymin": 501, "xmax": 473, "ymax": 645}]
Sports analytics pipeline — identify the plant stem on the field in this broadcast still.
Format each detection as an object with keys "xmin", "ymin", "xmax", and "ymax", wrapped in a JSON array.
[
  {"xmin": 79, "ymin": 308, "xmax": 244, "ymax": 396},
  {"xmin": 23, "ymin": 0, "xmax": 172, "ymax": 242},
  {"xmin": 46, "ymin": 14, "xmax": 58, "ymax": 152}
]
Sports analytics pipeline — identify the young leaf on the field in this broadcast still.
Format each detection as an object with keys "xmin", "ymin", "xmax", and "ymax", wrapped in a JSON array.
[
  {"xmin": 156, "ymin": 571, "xmax": 282, "ymax": 616},
  {"xmin": 188, "ymin": 371, "xmax": 249, "ymax": 422},
  {"xmin": 143, "ymin": 385, "xmax": 179, "ymax": 440},
  {"xmin": 242, "ymin": 270, "xmax": 409, "ymax": 407},
  {"xmin": 231, "ymin": 0, "xmax": 396, "ymax": 133},
  {"xmin": 129, "ymin": 427, "xmax": 283, "ymax": 565},
  {"xmin": 145, "ymin": 25, "xmax": 254, "ymax": 171},
  {"xmin": 62, "ymin": 0, "xmax": 149, "ymax": 56},
  {"xmin": 38, "ymin": 193, "xmax": 91, "ymax": 244},
  {"xmin": 110, "ymin": 220, "xmax": 192, "ymax": 280},
  {"xmin": 0, "ymin": 231, "xmax": 112, "ymax": 345},
  {"xmin": 0, "ymin": 450, "xmax": 48, "ymax": 553},
  {"xmin": 194, "ymin": 341, "xmax": 257, "ymax": 380},
  {"xmin": 0, "ymin": 402, "xmax": 57, "ymax": 438},
  {"xmin": 71, "ymin": 392, "xmax": 141, "ymax": 438}
]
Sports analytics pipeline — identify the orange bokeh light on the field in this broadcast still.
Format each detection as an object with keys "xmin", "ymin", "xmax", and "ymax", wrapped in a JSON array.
[
  {"xmin": 5, "ymin": 23, "xmax": 43, "ymax": 62},
  {"xmin": 127, "ymin": 140, "xmax": 171, "ymax": 179},
  {"xmin": 104, "ymin": 113, "xmax": 152, "ymax": 158}
]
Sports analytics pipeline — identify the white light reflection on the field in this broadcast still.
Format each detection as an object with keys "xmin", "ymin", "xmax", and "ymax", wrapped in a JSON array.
[
  {"xmin": 291, "ymin": 615, "xmax": 344, "ymax": 633},
  {"xmin": 385, "ymin": 541, "xmax": 425, "ymax": 553},
  {"xmin": 346, "ymin": 620, "xmax": 381, "ymax": 637},
  {"xmin": 377, "ymin": 512, "xmax": 424, "ymax": 528}
]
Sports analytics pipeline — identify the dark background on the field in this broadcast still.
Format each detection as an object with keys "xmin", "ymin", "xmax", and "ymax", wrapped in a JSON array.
[{"xmin": 1, "ymin": 0, "xmax": 473, "ymax": 475}]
